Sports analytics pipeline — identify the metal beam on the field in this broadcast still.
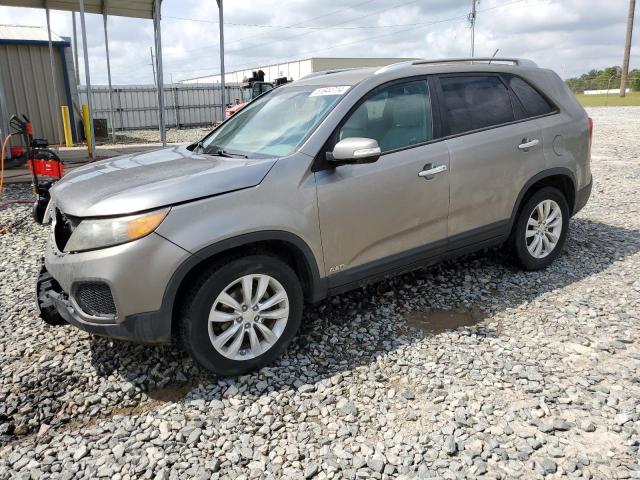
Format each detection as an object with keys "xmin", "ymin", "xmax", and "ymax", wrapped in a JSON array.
[
  {"xmin": 0, "ymin": 0, "xmax": 155, "ymax": 19},
  {"xmin": 153, "ymin": 0, "xmax": 166, "ymax": 146},
  {"xmin": 46, "ymin": 7, "xmax": 63, "ymax": 146},
  {"xmin": 0, "ymin": 72, "xmax": 9, "ymax": 160},
  {"xmin": 79, "ymin": 0, "xmax": 96, "ymax": 158},
  {"xmin": 217, "ymin": 0, "xmax": 225, "ymax": 112},
  {"xmin": 103, "ymin": 2, "xmax": 116, "ymax": 142},
  {"xmin": 72, "ymin": 11, "xmax": 80, "ymax": 85}
]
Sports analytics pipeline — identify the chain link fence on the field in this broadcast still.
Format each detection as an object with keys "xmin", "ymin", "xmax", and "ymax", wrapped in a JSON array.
[{"xmin": 565, "ymin": 74, "xmax": 640, "ymax": 94}]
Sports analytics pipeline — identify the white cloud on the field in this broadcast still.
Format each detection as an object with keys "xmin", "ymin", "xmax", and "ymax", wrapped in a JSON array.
[{"xmin": 0, "ymin": 0, "xmax": 638, "ymax": 85}]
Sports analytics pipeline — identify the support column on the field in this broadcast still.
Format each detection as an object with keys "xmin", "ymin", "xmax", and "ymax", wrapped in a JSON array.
[
  {"xmin": 46, "ymin": 8, "xmax": 63, "ymax": 146},
  {"xmin": 72, "ymin": 11, "xmax": 80, "ymax": 85},
  {"xmin": 153, "ymin": 0, "xmax": 166, "ymax": 146},
  {"xmin": 0, "ymin": 73, "xmax": 9, "ymax": 160},
  {"xmin": 103, "ymin": 8, "xmax": 116, "ymax": 142},
  {"xmin": 79, "ymin": 0, "xmax": 96, "ymax": 159},
  {"xmin": 217, "ymin": 0, "xmax": 226, "ymax": 119}
]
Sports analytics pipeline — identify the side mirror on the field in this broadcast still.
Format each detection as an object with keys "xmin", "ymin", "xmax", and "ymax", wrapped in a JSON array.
[{"xmin": 328, "ymin": 137, "xmax": 381, "ymax": 166}]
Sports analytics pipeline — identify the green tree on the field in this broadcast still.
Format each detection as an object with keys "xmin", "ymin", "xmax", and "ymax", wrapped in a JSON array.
[
  {"xmin": 630, "ymin": 69, "xmax": 640, "ymax": 91},
  {"xmin": 565, "ymin": 66, "xmax": 629, "ymax": 92}
]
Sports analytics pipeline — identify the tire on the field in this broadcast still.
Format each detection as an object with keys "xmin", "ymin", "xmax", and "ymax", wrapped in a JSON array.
[
  {"xmin": 32, "ymin": 200, "xmax": 47, "ymax": 224},
  {"xmin": 179, "ymin": 254, "xmax": 304, "ymax": 375},
  {"xmin": 510, "ymin": 186, "xmax": 570, "ymax": 270}
]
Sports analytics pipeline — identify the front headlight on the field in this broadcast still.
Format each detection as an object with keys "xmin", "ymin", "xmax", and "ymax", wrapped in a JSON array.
[{"xmin": 64, "ymin": 208, "xmax": 170, "ymax": 253}]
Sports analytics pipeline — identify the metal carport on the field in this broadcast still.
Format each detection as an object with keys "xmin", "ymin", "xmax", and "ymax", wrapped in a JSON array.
[{"xmin": 0, "ymin": 0, "xmax": 166, "ymax": 157}]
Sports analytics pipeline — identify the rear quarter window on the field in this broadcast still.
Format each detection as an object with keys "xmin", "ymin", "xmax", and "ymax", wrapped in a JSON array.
[
  {"xmin": 506, "ymin": 75, "xmax": 555, "ymax": 117},
  {"xmin": 439, "ymin": 75, "xmax": 515, "ymax": 136}
]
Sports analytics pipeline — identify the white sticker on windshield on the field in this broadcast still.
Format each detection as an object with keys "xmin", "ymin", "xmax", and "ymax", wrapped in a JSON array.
[{"xmin": 309, "ymin": 86, "xmax": 350, "ymax": 97}]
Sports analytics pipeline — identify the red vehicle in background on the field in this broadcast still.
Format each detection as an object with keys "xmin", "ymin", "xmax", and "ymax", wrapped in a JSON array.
[{"xmin": 225, "ymin": 70, "xmax": 288, "ymax": 119}]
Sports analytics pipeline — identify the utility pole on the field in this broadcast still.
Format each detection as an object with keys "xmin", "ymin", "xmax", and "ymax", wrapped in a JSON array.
[
  {"xmin": 469, "ymin": 0, "xmax": 478, "ymax": 57},
  {"xmin": 620, "ymin": 0, "xmax": 636, "ymax": 97},
  {"xmin": 150, "ymin": 46, "xmax": 157, "ymax": 86},
  {"xmin": 217, "ymin": 0, "xmax": 226, "ymax": 115}
]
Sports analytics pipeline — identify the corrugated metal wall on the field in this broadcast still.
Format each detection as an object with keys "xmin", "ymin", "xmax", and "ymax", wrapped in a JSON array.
[
  {"xmin": 79, "ymin": 83, "xmax": 242, "ymax": 130},
  {"xmin": 0, "ymin": 42, "xmax": 68, "ymax": 144},
  {"xmin": 0, "ymin": 71, "xmax": 9, "ymax": 149}
]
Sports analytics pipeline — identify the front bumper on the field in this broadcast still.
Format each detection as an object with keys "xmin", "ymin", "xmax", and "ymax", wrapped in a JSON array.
[
  {"xmin": 39, "ymin": 230, "xmax": 191, "ymax": 344},
  {"xmin": 36, "ymin": 264, "xmax": 171, "ymax": 343}
]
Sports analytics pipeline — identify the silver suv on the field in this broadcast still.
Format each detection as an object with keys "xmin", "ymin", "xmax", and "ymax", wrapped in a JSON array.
[{"xmin": 37, "ymin": 58, "xmax": 592, "ymax": 375}]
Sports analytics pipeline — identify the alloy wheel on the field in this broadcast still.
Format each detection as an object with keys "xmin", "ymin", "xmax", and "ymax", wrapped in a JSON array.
[
  {"xmin": 208, "ymin": 274, "xmax": 289, "ymax": 360},
  {"xmin": 526, "ymin": 199, "xmax": 563, "ymax": 259}
]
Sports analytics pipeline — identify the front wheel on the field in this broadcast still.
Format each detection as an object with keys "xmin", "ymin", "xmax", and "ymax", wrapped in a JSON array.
[
  {"xmin": 510, "ymin": 187, "xmax": 570, "ymax": 270},
  {"xmin": 179, "ymin": 255, "xmax": 303, "ymax": 375}
]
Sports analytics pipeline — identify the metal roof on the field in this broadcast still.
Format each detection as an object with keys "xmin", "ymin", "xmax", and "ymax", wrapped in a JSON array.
[
  {"xmin": 0, "ymin": 24, "xmax": 65, "ymax": 42},
  {"xmin": 0, "ymin": 0, "xmax": 156, "ymax": 19}
]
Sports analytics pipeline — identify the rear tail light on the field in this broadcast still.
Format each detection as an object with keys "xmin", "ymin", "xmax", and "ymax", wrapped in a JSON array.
[{"xmin": 588, "ymin": 117, "xmax": 593, "ymax": 148}]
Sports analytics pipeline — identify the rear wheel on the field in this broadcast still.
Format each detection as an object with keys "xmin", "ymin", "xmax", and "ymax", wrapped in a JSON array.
[
  {"xmin": 510, "ymin": 187, "xmax": 569, "ymax": 270},
  {"xmin": 179, "ymin": 255, "xmax": 303, "ymax": 375}
]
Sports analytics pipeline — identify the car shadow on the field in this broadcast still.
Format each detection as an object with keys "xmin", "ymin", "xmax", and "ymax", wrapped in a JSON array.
[{"xmin": 83, "ymin": 217, "xmax": 640, "ymax": 405}]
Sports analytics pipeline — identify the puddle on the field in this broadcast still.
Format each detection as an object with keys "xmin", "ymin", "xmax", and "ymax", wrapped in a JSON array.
[
  {"xmin": 147, "ymin": 383, "xmax": 193, "ymax": 402},
  {"xmin": 405, "ymin": 308, "xmax": 485, "ymax": 334}
]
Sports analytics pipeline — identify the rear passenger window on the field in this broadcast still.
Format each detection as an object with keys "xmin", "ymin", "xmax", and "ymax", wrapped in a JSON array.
[
  {"xmin": 506, "ymin": 75, "xmax": 555, "ymax": 117},
  {"xmin": 439, "ymin": 76, "xmax": 515, "ymax": 135},
  {"xmin": 339, "ymin": 80, "xmax": 433, "ymax": 153}
]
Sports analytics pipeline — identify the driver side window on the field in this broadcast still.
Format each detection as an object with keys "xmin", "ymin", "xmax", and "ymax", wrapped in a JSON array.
[{"xmin": 339, "ymin": 80, "xmax": 433, "ymax": 153}]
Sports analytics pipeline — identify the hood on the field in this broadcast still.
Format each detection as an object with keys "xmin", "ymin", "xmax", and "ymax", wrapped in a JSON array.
[{"xmin": 52, "ymin": 145, "xmax": 276, "ymax": 217}]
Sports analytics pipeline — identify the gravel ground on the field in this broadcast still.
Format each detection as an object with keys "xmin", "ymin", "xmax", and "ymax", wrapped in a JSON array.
[
  {"xmin": 111, "ymin": 127, "xmax": 211, "ymax": 145},
  {"xmin": 1, "ymin": 107, "xmax": 639, "ymax": 479}
]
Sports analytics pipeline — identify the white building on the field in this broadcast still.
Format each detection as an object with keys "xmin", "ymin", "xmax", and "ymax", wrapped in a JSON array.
[{"xmin": 180, "ymin": 57, "xmax": 417, "ymax": 84}]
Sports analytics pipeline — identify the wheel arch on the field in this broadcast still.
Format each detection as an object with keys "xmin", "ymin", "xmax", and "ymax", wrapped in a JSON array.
[
  {"xmin": 161, "ymin": 231, "xmax": 327, "ymax": 338},
  {"xmin": 508, "ymin": 168, "xmax": 577, "ymax": 233}
]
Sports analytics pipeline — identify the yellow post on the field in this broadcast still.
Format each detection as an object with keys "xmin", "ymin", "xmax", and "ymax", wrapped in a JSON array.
[
  {"xmin": 60, "ymin": 106, "xmax": 73, "ymax": 147},
  {"xmin": 82, "ymin": 104, "xmax": 93, "ymax": 158}
]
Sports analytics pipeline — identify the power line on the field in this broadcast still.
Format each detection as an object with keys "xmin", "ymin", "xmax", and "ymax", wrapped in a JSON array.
[
  {"xmin": 112, "ymin": 0, "xmax": 531, "ymax": 78},
  {"xmin": 161, "ymin": 0, "xmax": 424, "ymax": 59},
  {"xmin": 160, "ymin": 0, "xmax": 528, "ymax": 62},
  {"xmin": 173, "ymin": 13, "xmax": 471, "ymax": 78},
  {"xmin": 170, "ymin": 0, "xmax": 531, "ymax": 78}
]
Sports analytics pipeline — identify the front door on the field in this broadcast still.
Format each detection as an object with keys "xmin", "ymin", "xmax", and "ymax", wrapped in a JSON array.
[{"xmin": 315, "ymin": 79, "xmax": 450, "ymax": 285}]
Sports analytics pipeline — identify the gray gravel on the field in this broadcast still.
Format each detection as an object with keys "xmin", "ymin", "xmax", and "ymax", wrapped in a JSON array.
[
  {"xmin": 1, "ymin": 107, "xmax": 639, "ymax": 479},
  {"xmin": 111, "ymin": 127, "xmax": 211, "ymax": 145}
]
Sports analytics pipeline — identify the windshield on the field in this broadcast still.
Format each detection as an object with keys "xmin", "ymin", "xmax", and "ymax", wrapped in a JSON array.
[
  {"xmin": 200, "ymin": 85, "xmax": 349, "ymax": 158},
  {"xmin": 241, "ymin": 88, "xmax": 253, "ymax": 103}
]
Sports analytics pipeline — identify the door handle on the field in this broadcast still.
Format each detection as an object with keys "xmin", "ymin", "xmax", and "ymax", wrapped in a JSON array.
[
  {"xmin": 418, "ymin": 164, "xmax": 447, "ymax": 178},
  {"xmin": 518, "ymin": 138, "xmax": 540, "ymax": 151}
]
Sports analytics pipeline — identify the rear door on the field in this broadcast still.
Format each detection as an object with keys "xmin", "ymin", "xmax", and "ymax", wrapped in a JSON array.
[
  {"xmin": 435, "ymin": 73, "xmax": 547, "ymax": 243},
  {"xmin": 315, "ymin": 78, "xmax": 450, "ymax": 283}
]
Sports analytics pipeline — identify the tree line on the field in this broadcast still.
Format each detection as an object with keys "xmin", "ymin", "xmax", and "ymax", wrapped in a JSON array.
[{"xmin": 565, "ymin": 66, "xmax": 640, "ymax": 93}]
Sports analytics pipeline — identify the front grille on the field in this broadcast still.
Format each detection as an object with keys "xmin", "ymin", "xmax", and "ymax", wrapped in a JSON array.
[
  {"xmin": 74, "ymin": 282, "xmax": 117, "ymax": 317},
  {"xmin": 53, "ymin": 208, "xmax": 80, "ymax": 252}
]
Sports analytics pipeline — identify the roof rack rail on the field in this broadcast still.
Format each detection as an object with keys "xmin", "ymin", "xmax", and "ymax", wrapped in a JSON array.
[
  {"xmin": 298, "ymin": 67, "xmax": 366, "ymax": 81},
  {"xmin": 412, "ymin": 58, "xmax": 538, "ymax": 68},
  {"xmin": 374, "ymin": 61, "xmax": 415, "ymax": 75}
]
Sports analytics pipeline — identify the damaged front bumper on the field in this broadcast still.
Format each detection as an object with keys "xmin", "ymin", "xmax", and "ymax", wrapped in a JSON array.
[{"xmin": 36, "ymin": 263, "xmax": 172, "ymax": 344}]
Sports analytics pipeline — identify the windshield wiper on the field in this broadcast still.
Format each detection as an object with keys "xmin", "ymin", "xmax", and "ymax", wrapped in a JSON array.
[{"xmin": 203, "ymin": 145, "xmax": 248, "ymax": 158}]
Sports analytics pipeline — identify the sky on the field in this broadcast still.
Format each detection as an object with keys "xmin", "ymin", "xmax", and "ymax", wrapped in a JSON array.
[{"xmin": 0, "ymin": 0, "xmax": 638, "ymax": 85}]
